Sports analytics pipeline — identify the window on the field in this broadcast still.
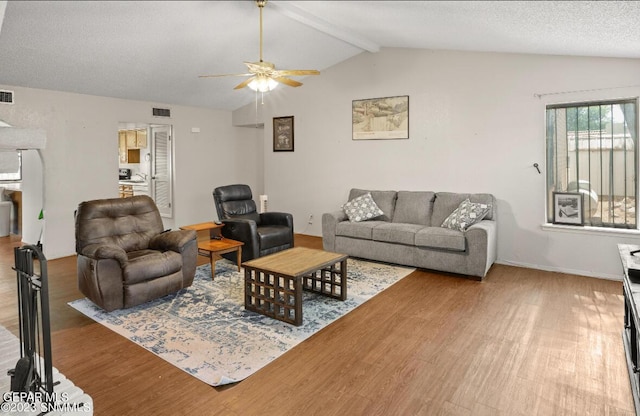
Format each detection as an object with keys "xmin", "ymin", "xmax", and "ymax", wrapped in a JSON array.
[
  {"xmin": 0, "ymin": 150, "xmax": 22, "ymax": 181},
  {"xmin": 546, "ymin": 99, "xmax": 638, "ymax": 228}
]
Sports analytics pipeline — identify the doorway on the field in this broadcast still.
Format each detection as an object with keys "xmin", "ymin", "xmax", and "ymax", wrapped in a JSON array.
[
  {"xmin": 118, "ymin": 122, "xmax": 173, "ymax": 218},
  {"xmin": 0, "ymin": 120, "xmax": 23, "ymax": 238}
]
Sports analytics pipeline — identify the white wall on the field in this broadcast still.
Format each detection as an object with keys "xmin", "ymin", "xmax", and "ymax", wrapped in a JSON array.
[
  {"xmin": 258, "ymin": 48, "xmax": 640, "ymax": 280},
  {"xmin": 21, "ymin": 149, "xmax": 43, "ymax": 246},
  {"xmin": 3, "ymin": 47, "xmax": 639, "ymax": 280},
  {"xmin": 0, "ymin": 85, "xmax": 258, "ymax": 259},
  {"xmin": 233, "ymin": 125, "xmax": 265, "ymax": 197}
]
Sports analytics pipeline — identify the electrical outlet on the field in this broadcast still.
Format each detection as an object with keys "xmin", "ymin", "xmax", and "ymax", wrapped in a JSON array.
[{"xmin": 308, "ymin": 214, "xmax": 314, "ymax": 224}]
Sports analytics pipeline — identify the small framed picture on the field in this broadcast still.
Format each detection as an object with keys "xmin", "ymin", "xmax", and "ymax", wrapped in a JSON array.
[
  {"xmin": 553, "ymin": 192, "xmax": 584, "ymax": 225},
  {"xmin": 273, "ymin": 116, "xmax": 294, "ymax": 152}
]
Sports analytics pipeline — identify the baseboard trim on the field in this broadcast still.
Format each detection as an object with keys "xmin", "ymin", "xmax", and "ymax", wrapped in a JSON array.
[
  {"xmin": 495, "ymin": 260, "xmax": 622, "ymax": 282},
  {"xmin": 300, "ymin": 234, "xmax": 622, "ymax": 282}
]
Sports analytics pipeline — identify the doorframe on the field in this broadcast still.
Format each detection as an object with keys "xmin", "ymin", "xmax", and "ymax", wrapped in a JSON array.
[{"xmin": 117, "ymin": 122, "xmax": 174, "ymax": 218}]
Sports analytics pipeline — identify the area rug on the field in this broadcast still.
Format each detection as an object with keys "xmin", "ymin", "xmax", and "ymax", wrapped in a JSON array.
[{"xmin": 68, "ymin": 258, "xmax": 414, "ymax": 386}]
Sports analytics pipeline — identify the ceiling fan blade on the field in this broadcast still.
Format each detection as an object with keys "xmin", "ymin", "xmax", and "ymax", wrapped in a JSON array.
[
  {"xmin": 199, "ymin": 73, "xmax": 253, "ymax": 78},
  {"xmin": 273, "ymin": 77, "xmax": 302, "ymax": 87},
  {"xmin": 244, "ymin": 62, "xmax": 260, "ymax": 72},
  {"xmin": 234, "ymin": 77, "xmax": 255, "ymax": 90},
  {"xmin": 274, "ymin": 69, "xmax": 320, "ymax": 76},
  {"xmin": 245, "ymin": 61, "xmax": 275, "ymax": 74}
]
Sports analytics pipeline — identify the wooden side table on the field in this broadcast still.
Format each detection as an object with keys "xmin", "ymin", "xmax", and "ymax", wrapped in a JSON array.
[{"xmin": 180, "ymin": 222, "xmax": 243, "ymax": 280}]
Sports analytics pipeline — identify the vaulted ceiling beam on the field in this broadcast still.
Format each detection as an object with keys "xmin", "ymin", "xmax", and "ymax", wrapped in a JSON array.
[{"xmin": 270, "ymin": 1, "xmax": 380, "ymax": 53}]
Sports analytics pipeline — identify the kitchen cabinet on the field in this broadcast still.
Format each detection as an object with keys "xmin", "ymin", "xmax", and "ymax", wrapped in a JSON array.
[
  {"xmin": 125, "ymin": 129, "xmax": 147, "ymax": 149},
  {"xmin": 125, "ymin": 130, "xmax": 137, "ymax": 148},
  {"xmin": 118, "ymin": 131, "xmax": 127, "ymax": 163},
  {"xmin": 119, "ymin": 129, "xmax": 147, "ymax": 163},
  {"xmin": 136, "ymin": 130, "xmax": 147, "ymax": 148},
  {"xmin": 127, "ymin": 149, "xmax": 140, "ymax": 163},
  {"xmin": 119, "ymin": 184, "xmax": 133, "ymax": 198},
  {"xmin": 119, "ymin": 181, "xmax": 149, "ymax": 198}
]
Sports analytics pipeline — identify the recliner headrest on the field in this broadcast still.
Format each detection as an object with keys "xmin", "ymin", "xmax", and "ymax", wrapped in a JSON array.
[
  {"xmin": 213, "ymin": 184, "xmax": 252, "ymax": 202},
  {"xmin": 75, "ymin": 195, "xmax": 163, "ymax": 253},
  {"xmin": 212, "ymin": 184, "xmax": 260, "ymax": 222}
]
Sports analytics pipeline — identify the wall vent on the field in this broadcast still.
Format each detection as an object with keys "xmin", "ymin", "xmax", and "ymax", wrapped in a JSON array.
[
  {"xmin": 0, "ymin": 90, "xmax": 14, "ymax": 104},
  {"xmin": 152, "ymin": 107, "xmax": 171, "ymax": 118}
]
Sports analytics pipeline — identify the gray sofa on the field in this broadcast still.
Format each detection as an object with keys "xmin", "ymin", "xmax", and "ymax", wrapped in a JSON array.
[{"xmin": 322, "ymin": 189, "xmax": 497, "ymax": 279}]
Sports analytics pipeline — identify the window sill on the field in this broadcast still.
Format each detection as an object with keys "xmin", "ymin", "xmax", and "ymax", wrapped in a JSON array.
[{"xmin": 542, "ymin": 223, "xmax": 640, "ymax": 236}]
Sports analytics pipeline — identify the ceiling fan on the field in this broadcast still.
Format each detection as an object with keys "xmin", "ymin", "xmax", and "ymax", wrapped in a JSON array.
[{"xmin": 199, "ymin": 0, "xmax": 320, "ymax": 92}]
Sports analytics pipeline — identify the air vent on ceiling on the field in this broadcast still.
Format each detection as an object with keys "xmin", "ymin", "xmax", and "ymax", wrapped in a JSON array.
[
  {"xmin": 152, "ymin": 107, "xmax": 171, "ymax": 118},
  {"xmin": 0, "ymin": 90, "xmax": 14, "ymax": 104}
]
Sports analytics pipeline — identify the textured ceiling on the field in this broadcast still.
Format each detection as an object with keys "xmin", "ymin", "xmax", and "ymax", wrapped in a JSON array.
[{"xmin": 0, "ymin": 1, "xmax": 638, "ymax": 111}]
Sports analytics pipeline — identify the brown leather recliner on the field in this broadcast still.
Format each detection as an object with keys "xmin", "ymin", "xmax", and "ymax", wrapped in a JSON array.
[{"xmin": 75, "ymin": 195, "xmax": 197, "ymax": 311}]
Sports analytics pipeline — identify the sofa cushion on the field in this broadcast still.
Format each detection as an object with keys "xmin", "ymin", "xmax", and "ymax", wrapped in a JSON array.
[
  {"xmin": 432, "ymin": 193, "xmax": 470, "ymax": 227},
  {"xmin": 441, "ymin": 199, "xmax": 492, "ymax": 232},
  {"xmin": 257, "ymin": 225, "xmax": 292, "ymax": 249},
  {"xmin": 372, "ymin": 223, "xmax": 425, "ymax": 245},
  {"xmin": 431, "ymin": 192, "xmax": 496, "ymax": 225},
  {"xmin": 336, "ymin": 220, "xmax": 386, "ymax": 240},
  {"xmin": 392, "ymin": 191, "xmax": 436, "ymax": 225},
  {"xmin": 342, "ymin": 192, "xmax": 384, "ymax": 222},
  {"xmin": 348, "ymin": 189, "xmax": 397, "ymax": 221},
  {"xmin": 415, "ymin": 227, "xmax": 466, "ymax": 251},
  {"xmin": 124, "ymin": 249, "xmax": 182, "ymax": 285},
  {"xmin": 469, "ymin": 194, "xmax": 495, "ymax": 221}
]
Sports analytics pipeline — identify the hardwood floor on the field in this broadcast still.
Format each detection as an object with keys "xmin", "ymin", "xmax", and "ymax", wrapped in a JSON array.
[{"xmin": 0, "ymin": 234, "xmax": 634, "ymax": 415}]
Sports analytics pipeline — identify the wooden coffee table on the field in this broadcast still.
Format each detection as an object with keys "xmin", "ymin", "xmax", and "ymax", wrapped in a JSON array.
[
  {"xmin": 242, "ymin": 247, "xmax": 348, "ymax": 326},
  {"xmin": 180, "ymin": 222, "xmax": 243, "ymax": 279}
]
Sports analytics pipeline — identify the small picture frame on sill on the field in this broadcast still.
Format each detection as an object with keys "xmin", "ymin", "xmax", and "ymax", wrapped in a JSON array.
[
  {"xmin": 553, "ymin": 192, "xmax": 584, "ymax": 226},
  {"xmin": 273, "ymin": 116, "xmax": 294, "ymax": 152}
]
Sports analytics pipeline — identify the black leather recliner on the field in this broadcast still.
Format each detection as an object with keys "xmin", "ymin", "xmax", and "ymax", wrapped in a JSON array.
[{"xmin": 213, "ymin": 184, "xmax": 293, "ymax": 262}]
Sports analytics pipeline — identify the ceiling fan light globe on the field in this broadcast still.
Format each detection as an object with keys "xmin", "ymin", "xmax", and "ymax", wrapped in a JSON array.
[{"xmin": 248, "ymin": 76, "xmax": 278, "ymax": 92}]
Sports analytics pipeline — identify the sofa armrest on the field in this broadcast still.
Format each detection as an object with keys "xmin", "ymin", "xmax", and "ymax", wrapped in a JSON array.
[
  {"xmin": 149, "ymin": 230, "xmax": 197, "ymax": 287},
  {"xmin": 465, "ymin": 220, "xmax": 497, "ymax": 277},
  {"xmin": 77, "ymin": 255, "xmax": 125, "ymax": 312},
  {"xmin": 149, "ymin": 229, "xmax": 197, "ymax": 253},
  {"xmin": 322, "ymin": 210, "xmax": 347, "ymax": 251},
  {"xmin": 221, "ymin": 218, "xmax": 260, "ymax": 260},
  {"xmin": 80, "ymin": 243, "xmax": 128, "ymax": 267},
  {"xmin": 260, "ymin": 212, "xmax": 294, "ymax": 229}
]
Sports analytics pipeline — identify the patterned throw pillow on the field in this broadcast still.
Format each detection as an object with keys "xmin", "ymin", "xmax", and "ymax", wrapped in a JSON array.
[
  {"xmin": 342, "ymin": 192, "xmax": 384, "ymax": 222},
  {"xmin": 441, "ymin": 199, "xmax": 492, "ymax": 232}
]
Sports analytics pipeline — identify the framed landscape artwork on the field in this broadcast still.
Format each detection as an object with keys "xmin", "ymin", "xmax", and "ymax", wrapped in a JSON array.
[
  {"xmin": 273, "ymin": 116, "xmax": 294, "ymax": 152},
  {"xmin": 352, "ymin": 95, "xmax": 409, "ymax": 140},
  {"xmin": 553, "ymin": 192, "xmax": 584, "ymax": 225}
]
